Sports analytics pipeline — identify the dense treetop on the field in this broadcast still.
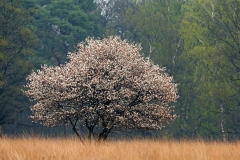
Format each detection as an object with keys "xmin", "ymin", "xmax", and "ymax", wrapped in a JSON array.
[{"xmin": 25, "ymin": 36, "xmax": 178, "ymax": 140}]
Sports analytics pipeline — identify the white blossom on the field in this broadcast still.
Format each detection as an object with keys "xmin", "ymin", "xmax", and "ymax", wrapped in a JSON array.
[{"xmin": 24, "ymin": 36, "xmax": 178, "ymax": 140}]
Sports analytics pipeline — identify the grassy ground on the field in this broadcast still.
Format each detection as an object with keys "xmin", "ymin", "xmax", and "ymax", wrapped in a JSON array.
[{"xmin": 0, "ymin": 137, "xmax": 239, "ymax": 160}]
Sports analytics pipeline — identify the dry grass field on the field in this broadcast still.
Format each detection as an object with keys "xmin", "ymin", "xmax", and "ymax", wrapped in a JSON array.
[{"xmin": 0, "ymin": 137, "xmax": 239, "ymax": 160}]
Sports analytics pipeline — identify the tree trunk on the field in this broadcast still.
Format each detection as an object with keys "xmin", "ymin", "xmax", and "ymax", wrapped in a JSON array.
[
  {"xmin": 69, "ymin": 118, "xmax": 84, "ymax": 143},
  {"xmin": 33, "ymin": 122, "xmax": 38, "ymax": 136},
  {"xmin": 0, "ymin": 126, "xmax": 2, "ymax": 137},
  {"xmin": 98, "ymin": 127, "xmax": 112, "ymax": 141},
  {"xmin": 72, "ymin": 125, "xmax": 84, "ymax": 143},
  {"xmin": 220, "ymin": 104, "xmax": 227, "ymax": 142},
  {"xmin": 15, "ymin": 112, "xmax": 19, "ymax": 135},
  {"xmin": 85, "ymin": 117, "xmax": 99, "ymax": 141},
  {"xmin": 88, "ymin": 127, "xmax": 94, "ymax": 141},
  {"xmin": 63, "ymin": 123, "xmax": 67, "ymax": 138}
]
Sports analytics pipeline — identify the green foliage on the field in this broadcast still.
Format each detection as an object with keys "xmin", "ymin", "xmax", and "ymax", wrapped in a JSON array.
[
  {"xmin": 111, "ymin": 0, "xmax": 240, "ymax": 140},
  {"xmin": 31, "ymin": 0, "xmax": 102, "ymax": 66},
  {"xmin": 172, "ymin": 0, "xmax": 240, "ymax": 140},
  {"xmin": 123, "ymin": 0, "xmax": 184, "ymax": 71},
  {"xmin": 0, "ymin": 0, "xmax": 37, "ymax": 126}
]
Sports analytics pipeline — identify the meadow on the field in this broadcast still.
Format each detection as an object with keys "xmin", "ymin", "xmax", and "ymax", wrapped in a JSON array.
[{"xmin": 0, "ymin": 137, "xmax": 239, "ymax": 160}]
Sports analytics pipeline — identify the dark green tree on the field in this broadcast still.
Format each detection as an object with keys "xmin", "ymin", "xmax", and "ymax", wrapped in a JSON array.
[
  {"xmin": 0, "ymin": 0, "xmax": 37, "ymax": 128},
  {"xmin": 32, "ymin": 0, "xmax": 102, "ymax": 66}
]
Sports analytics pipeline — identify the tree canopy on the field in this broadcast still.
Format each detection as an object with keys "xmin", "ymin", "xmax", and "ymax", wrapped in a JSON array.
[
  {"xmin": 24, "ymin": 36, "xmax": 178, "ymax": 140},
  {"xmin": 0, "ymin": 0, "xmax": 37, "ymax": 126},
  {"xmin": 32, "ymin": 0, "xmax": 102, "ymax": 66}
]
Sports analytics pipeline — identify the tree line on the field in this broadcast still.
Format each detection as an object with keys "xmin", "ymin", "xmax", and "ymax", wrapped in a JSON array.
[{"xmin": 0, "ymin": 0, "xmax": 239, "ymax": 141}]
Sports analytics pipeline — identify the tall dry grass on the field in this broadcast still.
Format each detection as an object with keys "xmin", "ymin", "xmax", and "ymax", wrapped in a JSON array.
[{"xmin": 0, "ymin": 137, "xmax": 239, "ymax": 160}]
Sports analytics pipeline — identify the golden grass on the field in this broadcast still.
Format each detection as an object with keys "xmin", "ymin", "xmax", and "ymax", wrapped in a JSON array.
[{"xmin": 0, "ymin": 137, "xmax": 239, "ymax": 160}]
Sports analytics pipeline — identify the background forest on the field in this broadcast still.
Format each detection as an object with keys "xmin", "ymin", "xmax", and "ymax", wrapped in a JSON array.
[{"xmin": 0, "ymin": 0, "xmax": 239, "ymax": 141}]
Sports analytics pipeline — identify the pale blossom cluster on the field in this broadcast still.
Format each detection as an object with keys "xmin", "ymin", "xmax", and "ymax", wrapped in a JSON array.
[{"xmin": 24, "ymin": 36, "xmax": 178, "ymax": 140}]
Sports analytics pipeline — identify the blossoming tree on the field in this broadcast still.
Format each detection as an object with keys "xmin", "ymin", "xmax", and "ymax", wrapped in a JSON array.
[{"xmin": 24, "ymin": 36, "xmax": 178, "ymax": 141}]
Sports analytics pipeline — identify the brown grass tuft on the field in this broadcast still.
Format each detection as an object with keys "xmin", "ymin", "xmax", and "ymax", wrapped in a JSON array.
[{"xmin": 0, "ymin": 137, "xmax": 239, "ymax": 160}]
